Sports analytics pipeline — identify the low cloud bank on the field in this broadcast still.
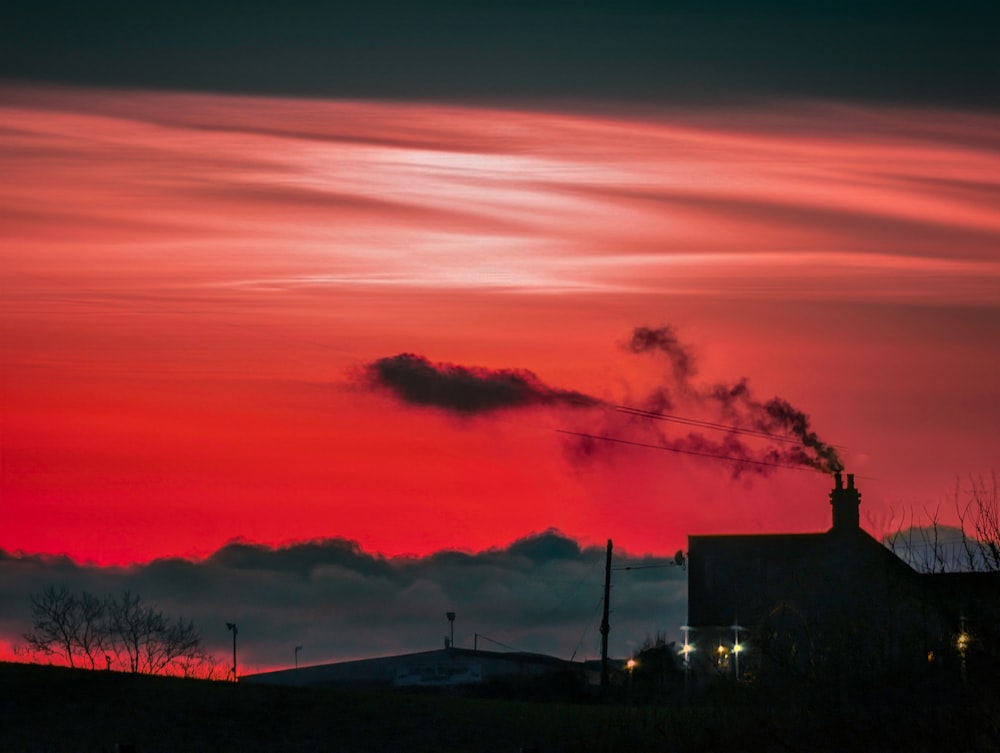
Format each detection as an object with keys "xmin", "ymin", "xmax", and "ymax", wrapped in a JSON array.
[{"xmin": 0, "ymin": 531, "xmax": 686, "ymax": 673}]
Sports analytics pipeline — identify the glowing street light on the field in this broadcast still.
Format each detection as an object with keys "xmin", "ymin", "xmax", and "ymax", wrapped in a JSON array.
[
  {"xmin": 680, "ymin": 625, "xmax": 694, "ymax": 691},
  {"xmin": 731, "ymin": 623, "xmax": 746, "ymax": 680},
  {"xmin": 956, "ymin": 631, "xmax": 971, "ymax": 654},
  {"xmin": 680, "ymin": 625, "xmax": 694, "ymax": 665},
  {"xmin": 956, "ymin": 616, "xmax": 972, "ymax": 683},
  {"xmin": 680, "ymin": 626, "xmax": 695, "ymax": 663}
]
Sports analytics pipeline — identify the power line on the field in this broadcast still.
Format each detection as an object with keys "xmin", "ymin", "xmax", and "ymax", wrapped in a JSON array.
[
  {"xmin": 475, "ymin": 633, "xmax": 521, "ymax": 653},
  {"xmin": 569, "ymin": 594, "xmax": 606, "ymax": 662},
  {"xmin": 556, "ymin": 429, "xmax": 823, "ymax": 473},
  {"xmin": 613, "ymin": 404, "xmax": 804, "ymax": 444}
]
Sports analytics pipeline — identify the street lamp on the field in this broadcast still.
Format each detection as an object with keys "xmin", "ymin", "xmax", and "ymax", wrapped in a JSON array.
[
  {"xmin": 294, "ymin": 645, "xmax": 303, "ymax": 669},
  {"xmin": 626, "ymin": 657, "xmax": 637, "ymax": 702},
  {"xmin": 446, "ymin": 612, "xmax": 455, "ymax": 649},
  {"xmin": 731, "ymin": 623, "xmax": 746, "ymax": 680},
  {"xmin": 956, "ymin": 615, "xmax": 971, "ymax": 682},
  {"xmin": 226, "ymin": 622, "xmax": 238, "ymax": 681},
  {"xmin": 680, "ymin": 625, "xmax": 694, "ymax": 692}
]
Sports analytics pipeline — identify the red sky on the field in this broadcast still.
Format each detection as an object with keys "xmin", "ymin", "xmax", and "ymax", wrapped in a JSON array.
[{"xmin": 3, "ymin": 84, "xmax": 1000, "ymax": 567}]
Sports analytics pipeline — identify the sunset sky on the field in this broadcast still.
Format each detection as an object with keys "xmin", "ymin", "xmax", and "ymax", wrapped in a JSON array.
[{"xmin": 2, "ymin": 0, "xmax": 998, "ymax": 671}]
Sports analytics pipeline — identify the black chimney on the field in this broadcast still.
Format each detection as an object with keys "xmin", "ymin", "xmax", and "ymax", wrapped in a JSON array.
[{"xmin": 829, "ymin": 471, "xmax": 860, "ymax": 531}]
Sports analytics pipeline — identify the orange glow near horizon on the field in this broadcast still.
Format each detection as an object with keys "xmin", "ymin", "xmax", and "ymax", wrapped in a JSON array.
[{"xmin": 2, "ymin": 84, "xmax": 1000, "ymax": 566}]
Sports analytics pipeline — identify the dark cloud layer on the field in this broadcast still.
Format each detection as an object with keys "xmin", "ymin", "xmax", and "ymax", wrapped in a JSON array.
[
  {"xmin": 364, "ymin": 353, "xmax": 602, "ymax": 414},
  {"xmin": 2, "ymin": 1, "xmax": 998, "ymax": 107},
  {"xmin": 0, "ymin": 532, "xmax": 685, "ymax": 672}
]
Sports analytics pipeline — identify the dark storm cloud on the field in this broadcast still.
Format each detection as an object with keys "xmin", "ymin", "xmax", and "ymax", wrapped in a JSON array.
[
  {"xmin": 363, "ymin": 353, "xmax": 602, "ymax": 415},
  {"xmin": 2, "ymin": 0, "xmax": 997, "ymax": 107},
  {"xmin": 0, "ymin": 532, "xmax": 686, "ymax": 670}
]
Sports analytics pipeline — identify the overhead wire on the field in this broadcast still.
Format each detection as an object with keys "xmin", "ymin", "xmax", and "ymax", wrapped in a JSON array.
[
  {"xmin": 613, "ymin": 404, "xmax": 804, "ymax": 444},
  {"xmin": 556, "ymin": 429, "xmax": 824, "ymax": 473}
]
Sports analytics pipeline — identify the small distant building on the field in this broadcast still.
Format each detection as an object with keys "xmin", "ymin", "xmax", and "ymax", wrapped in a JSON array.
[
  {"xmin": 243, "ymin": 647, "xmax": 593, "ymax": 691},
  {"xmin": 687, "ymin": 472, "xmax": 999, "ymax": 682}
]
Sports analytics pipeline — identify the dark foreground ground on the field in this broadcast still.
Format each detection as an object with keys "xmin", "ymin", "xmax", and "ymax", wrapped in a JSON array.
[{"xmin": 2, "ymin": 662, "xmax": 998, "ymax": 753}]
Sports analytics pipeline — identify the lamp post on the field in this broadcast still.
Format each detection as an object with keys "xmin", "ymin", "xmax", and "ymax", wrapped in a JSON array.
[
  {"xmin": 626, "ymin": 657, "xmax": 636, "ymax": 704},
  {"xmin": 956, "ymin": 615, "xmax": 970, "ymax": 683},
  {"xmin": 226, "ymin": 622, "xmax": 238, "ymax": 681},
  {"xmin": 680, "ymin": 625, "xmax": 694, "ymax": 693},
  {"xmin": 731, "ymin": 623, "xmax": 745, "ymax": 681},
  {"xmin": 294, "ymin": 645, "xmax": 303, "ymax": 669},
  {"xmin": 446, "ymin": 612, "xmax": 455, "ymax": 649}
]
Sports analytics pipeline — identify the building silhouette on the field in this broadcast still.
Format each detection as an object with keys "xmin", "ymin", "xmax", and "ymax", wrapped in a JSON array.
[
  {"xmin": 243, "ymin": 647, "xmax": 607, "ymax": 696},
  {"xmin": 687, "ymin": 473, "xmax": 999, "ymax": 683}
]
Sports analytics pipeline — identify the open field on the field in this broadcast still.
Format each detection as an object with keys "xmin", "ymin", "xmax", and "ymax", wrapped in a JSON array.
[{"xmin": 2, "ymin": 662, "xmax": 998, "ymax": 753}]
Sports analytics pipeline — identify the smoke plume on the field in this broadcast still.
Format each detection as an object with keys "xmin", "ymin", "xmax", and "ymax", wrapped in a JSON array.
[
  {"xmin": 360, "ymin": 327, "xmax": 842, "ymax": 476},
  {"xmin": 363, "ymin": 353, "xmax": 602, "ymax": 414},
  {"xmin": 629, "ymin": 325, "xmax": 697, "ymax": 383},
  {"xmin": 603, "ymin": 325, "xmax": 843, "ymax": 475}
]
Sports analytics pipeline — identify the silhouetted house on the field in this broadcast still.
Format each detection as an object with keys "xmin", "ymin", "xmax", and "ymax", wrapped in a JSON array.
[
  {"xmin": 243, "ymin": 647, "xmax": 593, "ymax": 692},
  {"xmin": 687, "ymin": 473, "xmax": 999, "ymax": 682}
]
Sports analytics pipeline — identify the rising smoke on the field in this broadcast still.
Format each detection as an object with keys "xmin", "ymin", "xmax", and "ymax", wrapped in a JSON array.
[
  {"xmin": 621, "ymin": 325, "xmax": 843, "ymax": 475},
  {"xmin": 360, "ymin": 326, "xmax": 843, "ymax": 475}
]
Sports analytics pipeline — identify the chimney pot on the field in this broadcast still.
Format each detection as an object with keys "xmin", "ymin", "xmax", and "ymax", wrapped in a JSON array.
[{"xmin": 830, "ymin": 470, "xmax": 860, "ymax": 532}]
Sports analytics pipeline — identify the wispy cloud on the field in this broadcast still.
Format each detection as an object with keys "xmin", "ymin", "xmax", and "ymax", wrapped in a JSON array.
[{"xmin": 4, "ymin": 86, "xmax": 999, "ymax": 303}]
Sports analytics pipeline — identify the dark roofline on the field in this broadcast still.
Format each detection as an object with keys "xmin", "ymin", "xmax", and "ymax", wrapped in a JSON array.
[
  {"xmin": 689, "ymin": 532, "xmax": 826, "ymax": 544},
  {"xmin": 245, "ymin": 646, "xmax": 574, "ymax": 681},
  {"xmin": 690, "ymin": 527, "xmax": 921, "ymax": 577},
  {"xmin": 921, "ymin": 570, "xmax": 1000, "ymax": 584}
]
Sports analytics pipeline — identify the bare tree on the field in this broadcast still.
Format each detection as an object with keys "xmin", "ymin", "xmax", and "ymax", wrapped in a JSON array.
[
  {"xmin": 174, "ymin": 647, "xmax": 224, "ymax": 679},
  {"xmin": 957, "ymin": 472, "xmax": 1000, "ymax": 572},
  {"xmin": 22, "ymin": 586, "xmax": 108, "ymax": 668},
  {"xmin": 76, "ymin": 591, "xmax": 108, "ymax": 669},
  {"xmin": 885, "ymin": 473, "xmax": 1000, "ymax": 574},
  {"xmin": 25, "ymin": 585, "xmax": 211, "ymax": 676},
  {"xmin": 105, "ymin": 590, "xmax": 204, "ymax": 674},
  {"xmin": 23, "ymin": 585, "xmax": 80, "ymax": 667}
]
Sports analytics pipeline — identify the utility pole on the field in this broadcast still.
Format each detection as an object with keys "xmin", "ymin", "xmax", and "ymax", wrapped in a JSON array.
[
  {"xmin": 600, "ymin": 538, "xmax": 612, "ymax": 693},
  {"xmin": 226, "ymin": 622, "xmax": 238, "ymax": 681}
]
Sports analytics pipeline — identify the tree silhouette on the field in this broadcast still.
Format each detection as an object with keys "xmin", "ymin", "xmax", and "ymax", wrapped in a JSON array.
[
  {"xmin": 884, "ymin": 472, "xmax": 1000, "ymax": 573},
  {"xmin": 24, "ymin": 586, "xmax": 209, "ymax": 675},
  {"xmin": 23, "ymin": 586, "xmax": 85, "ymax": 667}
]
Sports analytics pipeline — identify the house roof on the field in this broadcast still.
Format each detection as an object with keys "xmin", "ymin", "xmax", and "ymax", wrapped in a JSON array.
[{"xmin": 687, "ymin": 527, "xmax": 921, "ymax": 628}]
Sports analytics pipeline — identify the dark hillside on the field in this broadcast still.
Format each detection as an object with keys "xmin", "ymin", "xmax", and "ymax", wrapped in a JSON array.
[
  {"xmin": 0, "ymin": 662, "xmax": 651, "ymax": 753},
  {"xmin": 2, "ymin": 662, "xmax": 998, "ymax": 752}
]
